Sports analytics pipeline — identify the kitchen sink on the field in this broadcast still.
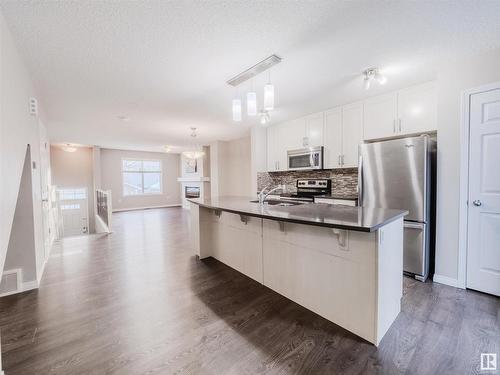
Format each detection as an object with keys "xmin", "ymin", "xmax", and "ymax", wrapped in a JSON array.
[{"xmin": 249, "ymin": 199, "xmax": 302, "ymax": 207}]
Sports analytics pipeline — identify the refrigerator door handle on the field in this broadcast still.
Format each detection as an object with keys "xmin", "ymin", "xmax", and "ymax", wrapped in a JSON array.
[
  {"xmin": 358, "ymin": 153, "xmax": 363, "ymax": 206},
  {"xmin": 404, "ymin": 222, "xmax": 425, "ymax": 229}
]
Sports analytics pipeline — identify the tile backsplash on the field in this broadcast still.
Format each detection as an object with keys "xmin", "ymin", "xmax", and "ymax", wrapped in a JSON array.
[{"xmin": 257, "ymin": 168, "xmax": 358, "ymax": 198}]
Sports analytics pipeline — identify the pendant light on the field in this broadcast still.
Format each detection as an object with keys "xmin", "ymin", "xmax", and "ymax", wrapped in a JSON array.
[
  {"xmin": 182, "ymin": 128, "xmax": 205, "ymax": 159},
  {"xmin": 264, "ymin": 71, "xmax": 274, "ymax": 111},
  {"xmin": 232, "ymin": 87, "xmax": 242, "ymax": 122},
  {"xmin": 232, "ymin": 98, "xmax": 242, "ymax": 121},
  {"xmin": 247, "ymin": 80, "xmax": 257, "ymax": 116}
]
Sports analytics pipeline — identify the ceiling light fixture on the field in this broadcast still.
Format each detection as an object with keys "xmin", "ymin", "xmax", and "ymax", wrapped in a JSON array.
[
  {"xmin": 62, "ymin": 143, "xmax": 77, "ymax": 152},
  {"xmin": 247, "ymin": 80, "xmax": 257, "ymax": 116},
  {"xmin": 264, "ymin": 71, "xmax": 274, "ymax": 111},
  {"xmin": 362, "ymin": 68, "xmax": 387, "ymax": 90},
  {"xmin": 259, "ymin": 110, "xmax": 270, "ymax": 126},
  {"xmin": 227, "ymin": 54, "xmax": 282, "ymax": 123},
  {"xmin": 182, "ymin": 128, "xmax": 205, "ymax": 159},
  {"xmin": 232, "ymin": 98, "xmax": 242, "ymax": 121}
]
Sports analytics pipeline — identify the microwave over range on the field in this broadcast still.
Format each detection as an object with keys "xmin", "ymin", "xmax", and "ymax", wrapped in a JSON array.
[{"xmin": 287, "ymin": 146, "xmax": 324, "ymax": 171}]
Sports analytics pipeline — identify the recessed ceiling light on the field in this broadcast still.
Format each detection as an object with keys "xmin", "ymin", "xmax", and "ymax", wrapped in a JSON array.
[{"xmin": 117, "ymin": 115, "xmax": 130, "ymax": 122}]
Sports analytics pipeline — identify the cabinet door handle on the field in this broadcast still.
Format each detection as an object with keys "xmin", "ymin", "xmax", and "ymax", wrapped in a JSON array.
[
  {"xmin": 341, "ymin": 154, "xmax": 345, "ymax": 166},
  {"xmin": 393, "ymin": 119, "xmax": 396, "ymax": 133},
  {"xmin": 398, "ymin": 119, "xmax": 402, "ymax": 133},
  {"xmin": 338, "ymin": 155, "xmax": 341, "ymax": 166}
]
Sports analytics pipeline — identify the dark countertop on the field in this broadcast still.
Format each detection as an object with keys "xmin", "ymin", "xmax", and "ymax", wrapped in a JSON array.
[
  {"xmin": 189, "ymin": 196, "xmax": 407, "ymax": 233},
  {"xmin": 314, "ymin": 195, "xmax": 359, "ymax": 200}
]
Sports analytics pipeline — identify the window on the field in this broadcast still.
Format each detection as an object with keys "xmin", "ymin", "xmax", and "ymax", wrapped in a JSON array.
[
  {"xmin": 58, "ymin": 188, "xmax": 87, "ymax": 201},
  {"xmin": 122, "ymin": 159, "xmax": 162, "ymax": 196}
]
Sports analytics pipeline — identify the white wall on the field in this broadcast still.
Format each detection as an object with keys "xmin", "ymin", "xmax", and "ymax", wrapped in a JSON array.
[
  {"xmin": 100, "ymin": 148, "xmax": 181, "ymax": 211},
  {"xmin": 4, "ymin": 147, "xmax": 37, "ymax": 284},
  {"xmin": 434, "ymin": 48, "xmax": 500, "ymax": 283},
  {"xmin": 50, "ymin": 145, "xmax": 95, "ymax": 232},
  {"xmin": 0, "ymin": 10, "xmax": 46, "ymax": 292},
  {"xmin": 211, "ymin": 137, "xmax": 252, "ymax": 197}
]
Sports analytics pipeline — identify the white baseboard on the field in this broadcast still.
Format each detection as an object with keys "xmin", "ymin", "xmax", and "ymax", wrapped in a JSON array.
[
  {"xmin": 22, "ymin": 280, "xmax": 39, "ymax": 292},
  {"xmin": 112, "ymin": 203, "xmax": 182, "ymax": 213},
  {"xmin": 433, "ymin": 274, "xmax": 463, "ymax": 288}
]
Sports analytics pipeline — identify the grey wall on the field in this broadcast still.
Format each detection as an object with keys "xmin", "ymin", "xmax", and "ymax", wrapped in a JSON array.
[
  {"xmin": 434, "ymin": 48, "xmax": 500, "ymax": 282},
  {"xmin": 100, "ymin": 148, "xmax": 181, "ymax": 211},
  {"xmin": 50, "ymin": 145, "xmax": 95, "ymax": 233},
  {"xmin": 211, "ymin": 137, "xmax": 252, "ymax": 197},
  {"xmin": 4, "ymin": 147, "xmax": 37, "ymax": 283}
]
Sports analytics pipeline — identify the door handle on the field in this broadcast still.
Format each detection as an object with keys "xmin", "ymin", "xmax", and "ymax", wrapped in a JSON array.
[{"xmin": 472, "ymin": 200, "xmax": 482, "ymax": 207}]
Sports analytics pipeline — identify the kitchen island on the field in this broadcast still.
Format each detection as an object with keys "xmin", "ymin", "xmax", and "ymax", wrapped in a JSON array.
[{"xmin": 189, "ymin": 196, "xmax": 408, "ymax": 345}]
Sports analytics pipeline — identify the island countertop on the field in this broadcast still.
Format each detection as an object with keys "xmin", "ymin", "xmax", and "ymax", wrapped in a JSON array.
[{"xmin": 189, "ymin": 196, "xmax": 408, "ymax": 232}]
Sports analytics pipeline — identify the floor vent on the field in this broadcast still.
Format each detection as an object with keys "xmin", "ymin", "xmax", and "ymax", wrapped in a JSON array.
[{"xmin": 0, "ymin": 269, "xmax": 22, "ymax": 297}]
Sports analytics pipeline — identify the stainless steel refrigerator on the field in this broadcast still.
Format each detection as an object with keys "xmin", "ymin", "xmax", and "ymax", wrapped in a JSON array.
[{"xmin": 359, "ymin": 134, "xmax": 436, "ymax": 281}]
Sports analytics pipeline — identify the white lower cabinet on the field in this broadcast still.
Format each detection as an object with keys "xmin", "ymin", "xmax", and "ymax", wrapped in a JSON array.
[
  {"xmin": 208, "ymin": 211, "xmax": 263, "ymax": 282},
  {"xmin": 262, "ymin": 219, "xmax": 377, "ymax": 342},
  {"xmin": 192, "ymin": 205, "xmax": 405, "ymax": 346}
]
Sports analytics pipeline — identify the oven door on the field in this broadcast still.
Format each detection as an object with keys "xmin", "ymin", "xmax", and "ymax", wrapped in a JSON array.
[{"xmin": 287, "ymin": 148, "xmax": 323, "ymax": 170}]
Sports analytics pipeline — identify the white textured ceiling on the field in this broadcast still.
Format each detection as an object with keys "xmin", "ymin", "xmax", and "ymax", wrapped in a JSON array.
[{"xmin": 2, "ymin": 1, "xmax": 500, "ymax": 152}]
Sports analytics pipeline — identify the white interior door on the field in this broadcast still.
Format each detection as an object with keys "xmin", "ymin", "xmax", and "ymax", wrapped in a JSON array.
[
  {"xmin": 58, "ymin": 188, "xmax": 89, "ymax": 237},
  {"xmin": 39, "ymin": 124, "xmax": 51, "ymax": 259},
  {"xmin": 467, "ymin": 88, "xmax": 500, "ymax": 296}
]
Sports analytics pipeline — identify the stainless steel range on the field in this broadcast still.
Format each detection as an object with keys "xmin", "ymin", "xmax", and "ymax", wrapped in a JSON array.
[{"xmin": 280, "ymin": 179, "xmax": 332, "ymax": 202}]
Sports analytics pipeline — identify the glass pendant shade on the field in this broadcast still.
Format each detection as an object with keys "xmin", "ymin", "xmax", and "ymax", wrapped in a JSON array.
[
  {"xmin": 247, "ymin": 91, "xmax": 257, "ymax": 116},
  {"xmin": 182, "ymin": 149, "xmax": 205, "ymax": 159},
  {"xmin": 264, "ymin": 83, "xmax": 274, "ymax": 111},
  {"xmin": 232, "ymin": 99, "xmax": 242, "ymax": 121}
]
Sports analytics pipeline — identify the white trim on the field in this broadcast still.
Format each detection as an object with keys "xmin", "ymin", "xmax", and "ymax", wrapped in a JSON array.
[
  {"xmin": 21, "ymin": 280, "xmax": 39, "ymax": 292},
  {"xmin": 433, "ymin": 274, "xmax": 461, "ymax": 288},
  {"xmin": 112, "ymin": 203, "xmax": 181, "ymax": 212},
  {"xmin": 177, "ymin": 176, "xmax": 210, "ymax": 182},
  {"xmin": 458, "ymin": 81, "xmax": 500, "ymax": 290}
]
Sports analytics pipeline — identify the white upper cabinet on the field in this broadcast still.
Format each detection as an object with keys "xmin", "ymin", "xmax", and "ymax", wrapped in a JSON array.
[
  {"xmin": 304, "ymin": 113, "xmax": 324, "ymax": 147},
  {"xmin": 265, "ymin": 81, "xmax": 437, "ymax": 171},
  {"xmin": 266, "ymin": 125, "xmax": 279, "ymax": 171},
  {"xmin": 397, "ymin": 81, "xmax": 437, "ymax": 135},
  {"xmin": 342, "ymin": 102, "xmax": 363, "ymax": 168},
  {"xmin": 363, "ymin": 81, "xmax": 437, "ymax": 141},
  {"xmin": 363, "ymin": 93, "xmax": 398, "ymax": 140},
  {"xmin": 282, "ymin": 118, "xmax": 306, "ymax": 150},
  {"xmin": 324, "ymin": 107, "xmax": 342, "ymax": 169}
]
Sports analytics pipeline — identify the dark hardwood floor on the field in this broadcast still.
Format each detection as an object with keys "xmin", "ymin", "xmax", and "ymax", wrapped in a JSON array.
[{"xmin": 0, "ymin": 207, "xmax": 498, "ymax": 374}]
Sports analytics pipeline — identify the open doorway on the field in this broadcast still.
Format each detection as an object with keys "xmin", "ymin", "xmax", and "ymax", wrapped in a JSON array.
[{"xmin": 57, "ymin": 187, "xmax": 89, "ymax": 237}]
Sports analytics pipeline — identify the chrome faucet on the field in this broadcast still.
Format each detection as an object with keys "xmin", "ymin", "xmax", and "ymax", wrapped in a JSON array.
[{"xmin": 258, "ymin": 184, "xmax": 286, "ymax": 205}]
